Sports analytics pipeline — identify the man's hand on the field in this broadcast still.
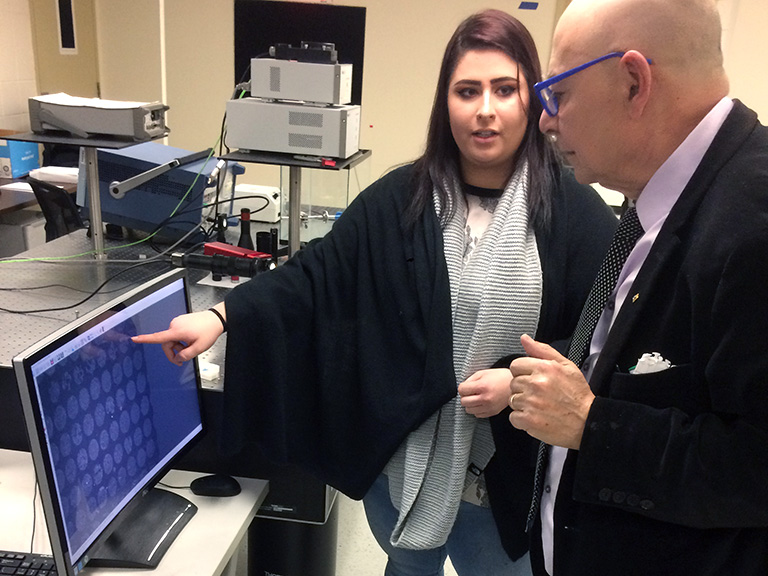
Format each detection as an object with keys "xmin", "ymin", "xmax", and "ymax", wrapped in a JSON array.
[{"xmin": 508, "ymin": 335, "xmax": 595, "ymax": 449}]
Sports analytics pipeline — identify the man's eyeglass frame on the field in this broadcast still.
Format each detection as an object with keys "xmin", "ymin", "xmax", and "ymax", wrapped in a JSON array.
[{"xmin": 534, "ymin": 51, "xmax": 653, "ymax": 117}]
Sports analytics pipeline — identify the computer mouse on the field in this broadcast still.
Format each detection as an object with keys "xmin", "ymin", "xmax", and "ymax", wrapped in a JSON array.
[{"xmin": 189, "ymin": 473, "xmax": 241, "ymax": 497}]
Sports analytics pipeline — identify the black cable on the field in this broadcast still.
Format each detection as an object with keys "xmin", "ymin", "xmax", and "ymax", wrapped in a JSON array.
[
  {"xmin": 0, "ymin": 259, "xmax": 171, "ymax": 314},
  {"xmin": 135, "ymin": 206, "xmax": 214, "ymax": 256},
  {"xmin": 31, "ymin": 480, "xmax": 38, "ymax": 552},
  {"xmin": 219, "ymin": 74, "xmax": 254, "ymax": 157},
  {"xmin": 120, "ymin": 147, "xmax": 222, "ymax": 250},
  {"xmin": 204, "ymin": 155, "xmax": 236, "ymax": 245},
  {"xmin": 0, "ymin": 282, "xmax": 124, "ymax": 295},
  {"xmin": 219, "ymin": 107, "xmax": 230, "ymax": 157},
  {"xmin": 157, "ymin": 481, "xmax": 190, "ymax": 490},
  {"xmin": 151, "ymin": 194, "xmax": 272, "ymax": 248},
  {"xmin": 143, "ymin": 174, "xmax": 274, "ymax": 244},
  {"xmin": 104, "ymin": 69, "xmax": 263, "ymax": 249},
  {"xmin": 222, "ymin": 85, "xmax": 250, "ymax": 154},
  {"xmin": 236, "ymin": 51, "xmax": 268, "ymax": 87},
  {"xmin": 138, "ymin": 180, "xmax": 214, "ymax": 253},
  {"xmin": 192, "ymin": 194, "xmax": 273, "ymax": 219},
  {"xmin": 184, "ymin": 240, "xmax": 207, "ymax": 254},
  {"xmin": 211, "ymin": 163, "xmax": 224, "ymax": 238},
  {"xmin": 146, "ymin": 218, "xmax": 209, "ymax": 254}
]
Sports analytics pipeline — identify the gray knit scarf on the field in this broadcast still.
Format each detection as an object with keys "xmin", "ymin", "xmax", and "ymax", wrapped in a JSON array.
[{"xmin": 384, "ymin": 160, "xmax": 543, "ymax": 549}]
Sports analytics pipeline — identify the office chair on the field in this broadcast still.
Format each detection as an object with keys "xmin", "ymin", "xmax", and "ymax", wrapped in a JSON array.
[
  {"xmin": 42, "ymin": 142, "xmax": 80, "ymax": 168},
  {"xmin": 27, "ymin": 177, "xmax": 86, "ymax": 242}
]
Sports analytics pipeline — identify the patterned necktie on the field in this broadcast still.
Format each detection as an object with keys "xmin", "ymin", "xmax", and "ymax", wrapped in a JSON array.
[
  {"xmin": 526, "ymin": 205, "xmax": 644, "ymax": 531},
  {"xmin": 567, "ymin": 205, "xmax": 644, "ymax": 367}
]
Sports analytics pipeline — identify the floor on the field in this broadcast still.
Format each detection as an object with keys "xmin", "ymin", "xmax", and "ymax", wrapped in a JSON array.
[
  {"xmin": 336, "ymin": 493, "xmax": 459, "ymax": 576},
  {"xmin": 237, "ymin": 492, "xmax": 459, "ymax": 575}
]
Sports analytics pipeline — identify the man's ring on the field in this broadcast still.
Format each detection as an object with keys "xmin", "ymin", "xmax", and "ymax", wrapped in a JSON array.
[{"xmin": 510, "ymin": 393, "xmax": 520, "ymax": 411}]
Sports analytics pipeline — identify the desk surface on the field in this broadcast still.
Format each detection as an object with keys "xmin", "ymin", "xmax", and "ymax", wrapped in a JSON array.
[
  {"xmin": 0, "ymin": 186, "xmax": 37, "ymax": 216},
  {"xmin": 0, "ymin": 448, "xmax": 268, "ymax": 576},
  {"xmin": 0, "ymin": 230, "xmax": 228, "ymax": 371},
  {"xmin": 0, "ymin": 177, "xmax": 78, "ymax": 216},
  {"xmin": 222, "ymin": 148, "xmax": 371, "ymax": 171},
  {"xmin": 4, "ymin": 132, "xmax": 156, "ymax": 150}
]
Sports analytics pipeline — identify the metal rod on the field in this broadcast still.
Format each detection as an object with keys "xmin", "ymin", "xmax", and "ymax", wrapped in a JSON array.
[
  {"xmin": 83, "ymin": 147, "xmax": 106, "ymax": 260},
  {"xmin": 288, "ymin": 166, "xmax": 302, "ymax": 256}
]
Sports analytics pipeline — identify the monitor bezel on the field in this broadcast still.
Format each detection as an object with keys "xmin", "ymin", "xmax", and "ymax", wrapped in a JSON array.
[{"xmin": 12, "ymin": 268, "xmax": 204, "ymax": 576}]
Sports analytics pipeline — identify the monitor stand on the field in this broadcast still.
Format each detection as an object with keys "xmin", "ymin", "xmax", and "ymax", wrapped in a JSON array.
[{"xmin": 87, "ymin": 487, "xmax": 198, "ymax": 569}]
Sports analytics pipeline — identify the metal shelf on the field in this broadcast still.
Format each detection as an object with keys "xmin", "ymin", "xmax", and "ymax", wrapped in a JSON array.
[{"xmin": 221, "ymin": 149, "xmax": 371, "ymax": 255}]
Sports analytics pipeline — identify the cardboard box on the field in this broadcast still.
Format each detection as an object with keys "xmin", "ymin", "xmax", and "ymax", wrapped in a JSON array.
[{"xmin": 0, "ymin": 130, "xmax": 39, "ymax": 178}]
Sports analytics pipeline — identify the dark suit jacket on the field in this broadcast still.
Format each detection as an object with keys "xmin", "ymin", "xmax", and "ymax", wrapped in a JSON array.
[{"xmin": 534, "ymin": 101, "xmax": 768, "ymax": 576}]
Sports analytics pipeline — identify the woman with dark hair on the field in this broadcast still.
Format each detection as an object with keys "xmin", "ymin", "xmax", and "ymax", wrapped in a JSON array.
[
  {"xmin": 409, "ymin": 9, "xmax": 556, "ymax": 231},
  {"xmin": 134, "ymin": 9, "xmax": 617, "ymax": 576}
]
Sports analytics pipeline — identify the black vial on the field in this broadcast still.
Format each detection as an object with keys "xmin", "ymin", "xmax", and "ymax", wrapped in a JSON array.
[{"xmin": 237, "ymin": 208, "xmax": 255, "ymax": 250}]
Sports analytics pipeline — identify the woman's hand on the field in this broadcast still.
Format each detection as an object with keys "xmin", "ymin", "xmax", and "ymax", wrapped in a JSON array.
[
  {"xmin": 458, "ymin": 368, "xmax": 514, "ymax": 418},
  {"xmin": 131, "ymin": 307, "xmax": 227, "ymax": 366}
]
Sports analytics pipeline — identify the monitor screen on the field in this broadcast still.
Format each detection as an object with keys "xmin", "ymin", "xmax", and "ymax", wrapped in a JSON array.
[{"xmin": 13, "ymin": 269, "xmax": 203, "ymax": 576}]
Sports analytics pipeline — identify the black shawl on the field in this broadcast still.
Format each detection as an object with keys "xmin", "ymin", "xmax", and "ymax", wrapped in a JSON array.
[{"xmin": 221, "ymin": 163, "xmax": 617, "ymax": 557}]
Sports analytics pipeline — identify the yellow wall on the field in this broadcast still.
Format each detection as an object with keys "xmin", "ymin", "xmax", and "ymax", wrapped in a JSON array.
[
  {"xmin": 29, "ymin": 0, "xmax": 100, "ymax": 98},
  {"xmin": 93, "ymin": 0, "xmax": 561, "ymax": 187},
  {"xmin": 347, "ymin": 0, "xmax": 559, "ymax": 180},
  {"xmin": 1, "ymin": 2, "xmax": 37, "ymax": 132},
  {"xmin": 26, "ymin": 0, "xmax": 768, "ymax": 190},
  {"xmin": 719, "ymin": 0, "xmax": 768, "ymax": 121},
  {"xmin": 95, "ymin": 0, "xmax": 163, "ymax": 103}
]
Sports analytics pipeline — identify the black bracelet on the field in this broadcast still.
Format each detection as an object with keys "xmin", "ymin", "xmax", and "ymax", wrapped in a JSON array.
[{"xmin": 208, "ymin": 308, "xmax": 227, "ymax": 333}]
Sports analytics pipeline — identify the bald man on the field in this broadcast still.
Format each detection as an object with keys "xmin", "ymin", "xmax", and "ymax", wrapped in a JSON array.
[{"xmin": 505, "ymin": 0, "xmax": 768, "ymax": 574}]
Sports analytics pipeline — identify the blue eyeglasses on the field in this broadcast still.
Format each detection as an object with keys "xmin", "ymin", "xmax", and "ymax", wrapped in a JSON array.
[{"xmin": 534, "ymin": 51, "xmax": 652, "ymax": 117}]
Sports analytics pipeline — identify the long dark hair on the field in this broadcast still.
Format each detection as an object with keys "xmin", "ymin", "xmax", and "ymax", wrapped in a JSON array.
[{"xmin": 407, "ymin": 9, "xmax": 556, "ymax": 231}]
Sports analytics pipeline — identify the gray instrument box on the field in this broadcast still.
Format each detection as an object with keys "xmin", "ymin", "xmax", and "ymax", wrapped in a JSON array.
[
  {"xmin": 226, "ymin": 98, "xmax": 360, "ymax": 159},
  {"xmin": 29, "ymin": 93, "xmax": 169, "ymax": 141},
  {"xmin": 250, "ymin": 58, "xmax": 353, "ymax": 105}
]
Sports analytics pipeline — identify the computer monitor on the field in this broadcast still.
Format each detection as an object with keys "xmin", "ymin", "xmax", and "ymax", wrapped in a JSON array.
[{"xmin": 13, "ymin": 269, "xmax": 203, "ymax": 576}]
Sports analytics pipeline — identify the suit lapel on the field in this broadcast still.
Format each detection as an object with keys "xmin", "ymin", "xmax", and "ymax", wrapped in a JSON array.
[
  {"xmin": 589, "ymin": 235, "xmax": 680, "ymax": 392},
  {"xmin": 588, "ymin": 101, "xmax": 758, "ymax": 395}
]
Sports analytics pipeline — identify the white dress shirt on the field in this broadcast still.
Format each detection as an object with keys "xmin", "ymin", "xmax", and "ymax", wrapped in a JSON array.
[{"xmin": 541, "ymin": 97, "xmax": 734, "ymax": 575}]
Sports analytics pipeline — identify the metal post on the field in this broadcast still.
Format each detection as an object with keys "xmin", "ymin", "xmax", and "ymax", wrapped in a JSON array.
[
  {"xmin": 288, "ymin": 166, "xmax": 302, "ymax": 256},
  {"xmin": 83, "ymin": 147, "xmax": 106, "ymax": 260}
]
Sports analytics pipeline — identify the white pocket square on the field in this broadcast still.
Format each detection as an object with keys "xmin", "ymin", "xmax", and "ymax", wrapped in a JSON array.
[{"xmin": 630, "ymin": 352, "xmax": 672, "ymax": 374}]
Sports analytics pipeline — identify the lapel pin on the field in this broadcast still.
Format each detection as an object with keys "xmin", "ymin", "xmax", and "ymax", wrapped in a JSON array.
[{"xmin": 632, "ymin": 293, "xmax": 640, "ymax": 303}]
